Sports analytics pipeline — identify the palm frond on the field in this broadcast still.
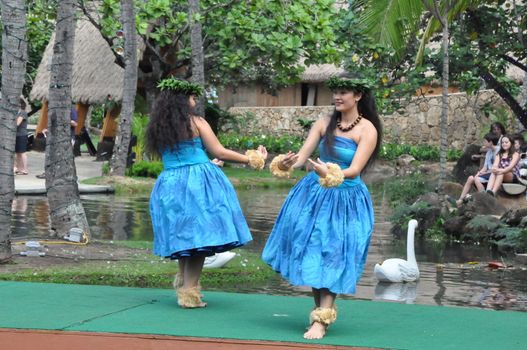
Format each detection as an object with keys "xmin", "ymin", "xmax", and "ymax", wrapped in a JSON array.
[
  {"xmin": 355, "ymin": 0, "xmax": 425, "ymax": 62},
  {"xmin": 415, "ymin": 0, "xmax": 485, "ymax": 66}
]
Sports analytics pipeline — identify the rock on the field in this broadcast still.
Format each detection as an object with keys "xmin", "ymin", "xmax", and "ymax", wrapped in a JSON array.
[
  {"xmin": 452, "ymin": 144, "xmax": 481, "ymax": 183},
  {"xmin": 396, "ymin": 154, "xmax": 416, "ymax": 167},
  {"xmin": 444, "ymin": 216, "xmax": 470, "ymax": 238},
  {"xmin": 395, "ymin": 154, "xmax": 416, "ymax": 176},
  {"xmin": 440, "ymin": 181, "xmax": 463, "ymax": 198},
  {"xmin": 459, "ymin": 191, "xmax": 507, "ymax": 217},
  {"xmin": 501, "ymin": 208, "xmax": 527, "ymax": 226}
]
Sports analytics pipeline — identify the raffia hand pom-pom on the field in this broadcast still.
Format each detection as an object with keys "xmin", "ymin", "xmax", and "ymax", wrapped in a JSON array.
[
  {"xmin": 319, "ymin": 163, "xmax": 344, "ymax": 188},
  {"xmin": 245, "ymin": 150, "xmax": 265, "ymax": 170},
  {"xmin": 269, "ymin": 154, "xmax": 294, "ymax": 178}
]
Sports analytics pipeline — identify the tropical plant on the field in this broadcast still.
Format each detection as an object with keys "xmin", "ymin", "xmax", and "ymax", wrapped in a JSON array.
[
  {"xmin": 75, "ymin": 0, "xmax": 343, "ymax": 109},
  {"xmin": 131, "ymin": 113, "xmax": 149, "ymax": 162}
]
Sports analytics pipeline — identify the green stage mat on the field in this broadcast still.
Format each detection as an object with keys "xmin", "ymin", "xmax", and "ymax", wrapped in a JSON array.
[{"xmin": 1, "ymin": 281, "xmax": 525, "ymax": 349}]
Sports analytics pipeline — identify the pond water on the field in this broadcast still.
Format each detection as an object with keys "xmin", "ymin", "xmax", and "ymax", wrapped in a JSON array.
[{"xmin": 10, "ymin": 184, "xmax": 527, "ymax": 312}]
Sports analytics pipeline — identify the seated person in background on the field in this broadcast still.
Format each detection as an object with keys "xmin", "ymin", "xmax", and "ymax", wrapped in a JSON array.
[
  {"xmin": 486, "ymin": 134, "xmax": 520, "ymax": 196},
  {"xmin": 472, "ymin": 122, "xmax": 506, "ymax": 164},
  {"xmin": 512, "ymin": 134, "xmax": 526, "ymax": 166},
  {"xmin": 457, "ymin": 132, "xmax": 499, "ymax": 206}
]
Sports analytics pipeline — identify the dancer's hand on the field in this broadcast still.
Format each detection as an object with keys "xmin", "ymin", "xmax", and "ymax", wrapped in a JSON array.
[
  {"xmin": 279, "ymin": 151, "xmax": 298, "ymax": 170},
  {"xmin": 307, "ymin": 158, "xmax": 329, "ymax": 178},
  {"xmin": 257, "ymin": 145, "xmax": 268, "ymax": 160},
  {"xmin": 211, "ymin": 158, "xmax": 224, "ymax": 167}
]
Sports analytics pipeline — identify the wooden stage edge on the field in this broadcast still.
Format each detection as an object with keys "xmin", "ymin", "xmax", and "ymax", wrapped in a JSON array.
[{"xmin": 0, "ymin": 329, "xmax": 380, "ymax": 350}]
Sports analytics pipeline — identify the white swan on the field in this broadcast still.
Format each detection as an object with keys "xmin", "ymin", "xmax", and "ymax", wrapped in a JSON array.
[{"xmin": 374, "ymin": 219, "xmax": 419, "ymax": 282}]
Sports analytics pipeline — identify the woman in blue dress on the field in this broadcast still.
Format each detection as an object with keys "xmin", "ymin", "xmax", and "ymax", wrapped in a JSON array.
[
  {"xmin": 263, "ymin": 73, "xmax": 382, "ymax": 339},
  {"xmin": 147, "ymin": 78, "xmax": 267, "ymax": 309}
]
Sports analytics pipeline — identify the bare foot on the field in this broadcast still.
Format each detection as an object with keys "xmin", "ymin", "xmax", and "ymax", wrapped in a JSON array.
[
  {"xmin": 303, "ymin": 321, "xmax": 326, "ymax": 339},
  {"xmin": 181, "ymin": 301, "xmax": 207, "ymax": 309}
]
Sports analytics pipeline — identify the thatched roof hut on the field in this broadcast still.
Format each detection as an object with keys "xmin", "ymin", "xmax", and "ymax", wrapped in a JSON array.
[
  {"xmin": 30, "ymin": 18, "xmax": 130, "ymax": 104},
  {"xmin": 300, "ymin": 63, "xmax": 344, "ymax": 83},
  {"xmin": 217, "ymin": 63, "xmax": 343, "ymax": 108}
]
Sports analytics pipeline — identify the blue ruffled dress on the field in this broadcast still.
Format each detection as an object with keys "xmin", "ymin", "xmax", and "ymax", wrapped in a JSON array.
[
  {"xmin": 262, "ymin": 136, "xmax": 374, "ymax": 294},
  {"xmin": 150, "ymin": 137, "xmax": 252, "ymax": 259}
]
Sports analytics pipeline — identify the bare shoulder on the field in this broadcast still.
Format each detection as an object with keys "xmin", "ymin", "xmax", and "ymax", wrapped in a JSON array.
[
  {"xmin": 190, "ymin": 115, "xmax": 207, "ymax": 136},
  {"xmin": 191, "ymin": 115, "xmax": 207, "ymax": 125},
  {"xmin": 361, "ymin": 118, "xmax": 377, "ymax": 133},
  {"xmin": 316, "ymin": 115, "xmax": 332, "ymax": 134}
]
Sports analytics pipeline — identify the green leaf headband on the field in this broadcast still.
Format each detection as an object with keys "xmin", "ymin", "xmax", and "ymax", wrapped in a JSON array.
[
  {"xmin": 326, "ymin": 76, "xmax": 374, "ymax": 92},
  {"xmin": 157, "ymin": 77, "xmax": 205, "ymax": 97}
]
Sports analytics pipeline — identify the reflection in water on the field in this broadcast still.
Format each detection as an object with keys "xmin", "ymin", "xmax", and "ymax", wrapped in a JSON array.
[
  {"xmin": 10, "ymin": 187, "xmax": 527, "ymax": 311},
  {"xmin": 374, "ymin": 282, "xmax": 417, "ymax": 304}
]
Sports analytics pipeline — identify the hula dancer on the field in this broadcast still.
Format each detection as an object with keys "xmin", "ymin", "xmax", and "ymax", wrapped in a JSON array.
[
  {"xmin": 147, "ymin": 77, "xmax": 267, "ymax": 308},
  {"xmin": 263, "ymin": 73, "xmax": 382, "ymax": 339}
]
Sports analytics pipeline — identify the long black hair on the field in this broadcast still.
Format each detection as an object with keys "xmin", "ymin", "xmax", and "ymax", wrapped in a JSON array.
[
  {"xmin": 324, "ymin": 75, "xmax": 383, "ymax": 169},
  {"xmin": 146, "ymin": 90, "xmax": 195, "ymax": 157}
]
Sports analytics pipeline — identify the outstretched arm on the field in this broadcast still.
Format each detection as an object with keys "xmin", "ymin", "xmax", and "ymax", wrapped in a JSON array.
[
  {"xmin": 193, "ymin": 116, "xmax": 267, "ymax": 163},
  {"xmin": 280, "ymin": 118, "xmax": 326, "ymax": 169}
]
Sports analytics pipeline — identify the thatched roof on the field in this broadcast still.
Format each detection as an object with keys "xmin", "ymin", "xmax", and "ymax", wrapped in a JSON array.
[
  {"xmin": 301, "ymin": 64, "xmax": 344, "ymax": 83},
  {"xmin": 30, "ymin": 18, "xmax": 140, "ymax": 104}
]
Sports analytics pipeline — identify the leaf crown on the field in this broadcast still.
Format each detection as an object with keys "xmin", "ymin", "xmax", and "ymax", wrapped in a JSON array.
[
  {"xmin": 157, "ymin": 77, "xmax": 204, "ymax": 97},
  {"xmin": 326, "ymin": 76, "xmax": 374, "ymax": 93}
]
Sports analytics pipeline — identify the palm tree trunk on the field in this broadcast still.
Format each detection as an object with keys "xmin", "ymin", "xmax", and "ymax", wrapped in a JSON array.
[
  {"xmin": 110, "ymin": 0, "xmax": 138, "ymax": 176},
  {"xmin": 438, "ymin": 10, "xmax": 449, "ymax": 190},
  {"xmin": 189, "ymin": 0, "xmax": 206, "ymax": 116},
  {"xmin": 45, "ymin": 0, "xmax": 90, "ymax": 238},
  {"xmin": 0, "ymin": 0, "xmax": 27, "ymax": 262}
]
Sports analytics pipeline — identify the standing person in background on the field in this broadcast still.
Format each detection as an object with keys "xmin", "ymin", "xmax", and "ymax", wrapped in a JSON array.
[
  {"xmin": 70, "ymin": 103, "xmax": 78, "ymax": 145},
  {"xmin": 14, "ymin": 98, "xmax": 29, "ymax": 175},
  {"xmin": 263, "ymin": 73, "xmax": 382, "ymax": 340},
  {"xmin": 146, "ymin": 77, "xmax": 267, "ymax": 309}
]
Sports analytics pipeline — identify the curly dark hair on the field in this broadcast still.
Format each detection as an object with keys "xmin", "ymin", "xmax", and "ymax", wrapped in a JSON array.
[
  {"xmin": 324, "ymin": 73, "xmax": 383, "ymax": 169},
  {"xmin": 146, "ymin": 90, "xmax": 195, "ymax": 157}
]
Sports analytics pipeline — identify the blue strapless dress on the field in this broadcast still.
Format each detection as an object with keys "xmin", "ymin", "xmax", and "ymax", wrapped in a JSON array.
[
  {"xmin": 149, "ymin": 137, "xmax": 252, "ymax": 259},
  {"xmin": 262, "ymin": 136, "xmax": 374, "ymax": 294}
]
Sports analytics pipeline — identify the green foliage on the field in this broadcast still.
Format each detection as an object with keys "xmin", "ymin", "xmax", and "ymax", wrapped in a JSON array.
[
  {"xmin": 380, "ymin": 143, "xmax": 461, "ymax": 161},
  {"xmin": 97, "ymin": 0, "xmax": 342, "ymax": 90},
  {"xmin": 424, "ymin": 217, "xmax": 448, "ymax": 242},
  {"xmin": 492, "ymin": 227, "xmax": 527, "ymax": 252},
  {"xmin": 384, "ymin": 172, "xmax": 430, "ymax": 208},
  {"xmin": 131, "ymin": 113, "xmax": 149, "ymax": 162},
  {"xmin": 127, "ymin": 160, "xmax": 163, "ymax": 178},
  {"xmin": 465, "ymin": 215, "xmax": 504, "ymax": 241},
  {"xmin": 218, "ymin": 134, "xmax": 304, "ymax": 154},
  {"xmin": 89, "ymin": 105, "xmax": 105, "ymax": 128},
  {"xmin": 296, "ymin": 118, "xmax": 315, "ymax": 134}
]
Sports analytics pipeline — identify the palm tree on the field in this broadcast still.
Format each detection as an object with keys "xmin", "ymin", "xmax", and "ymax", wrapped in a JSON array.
[
  {"xmin": 45, "ymin": 0, "xmax": 90, "ymax": 238},
  {"xmin": 356, "ymin": 0, "xmax": 480, "ymax": 187},
  {"xmin": 189, "ymin": 0, "xmax": 206, "ymax": 116},
  {"xmin": 110, "ymin": 0, "xmax": 138, "ymax": 176},
  {"xmin": 0, "ymin": 0, "xmax": 27, "ymax": 262}
]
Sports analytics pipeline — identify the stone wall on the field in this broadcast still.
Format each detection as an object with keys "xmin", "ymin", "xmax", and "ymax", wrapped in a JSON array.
[{"xmin": 222, "ymin": 90, "xmax": 512, "ymax": 150}]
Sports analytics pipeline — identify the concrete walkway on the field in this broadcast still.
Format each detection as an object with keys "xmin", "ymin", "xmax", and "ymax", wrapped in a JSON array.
[{"xmin": 14, "ymin": 151, "xmax": 113, "ymax": 195}]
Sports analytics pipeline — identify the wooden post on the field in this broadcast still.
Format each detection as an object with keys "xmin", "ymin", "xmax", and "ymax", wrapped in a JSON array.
[
  {"xmin": 96, "ymin": 105, "xmax": 121, "ymax": 160},
  {"xmin": 35, "ymin": 100, "xmax": 48, "ymax": 135}
]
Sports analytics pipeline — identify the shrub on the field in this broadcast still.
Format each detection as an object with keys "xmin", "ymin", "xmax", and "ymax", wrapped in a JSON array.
[{"xmin": 127, "ymin": 160, "xmax": 163, "ymax": 178}]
